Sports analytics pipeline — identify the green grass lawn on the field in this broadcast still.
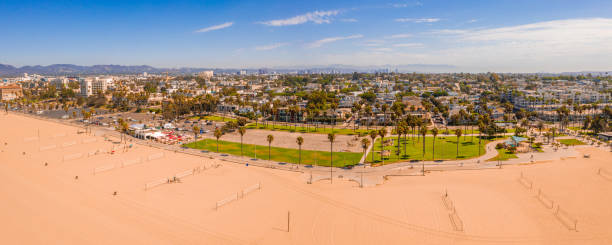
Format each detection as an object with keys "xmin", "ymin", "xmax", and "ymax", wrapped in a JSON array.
[
  {"xmin": 245, "ymin": 123, "xmax": 369, "ymax": 136},
  {"xmin": 531, "ymin": 144, "xmax": 544, "ymax": 152},
  {"xmin": 487, "ymin": 148, "xmax": 518, "ymax": 161},
  {"xmin": 558, "ymin": 138, "xmax": 585, "ymax": 146},
  {"xmin": 190, "ymin": 115, "xmax": 237, "ymax": 122},
  {"xmin": 244, "ymin": 123, "xmax": 514, "ymax": 137},
  {"xmin": 184, "ymin": 139, "xmax": 362, "ymax": 167},
  {"xmin": 365, "ymin": 135, "xmax": 498, "ymax": 164}
]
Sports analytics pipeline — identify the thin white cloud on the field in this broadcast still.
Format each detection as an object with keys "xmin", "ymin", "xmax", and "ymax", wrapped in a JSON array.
[
  {"xmin": 393, "ymin": 43, "xmax": 423, "ymax": 47},
  {"xmin": 341, "ymin": 18, "xmax": 358, "ymax": 23},
  {"xmin": 255, "ymin": 42, "xmax": 289, "ymax": 51},
  {"xmin": 426, "ymin": 18, "xmax": 612, "ymax": 71},
  {"xmin": 391, "ymin": 1, "xmax": 423, "ymax": 8},
  {"xmin": 395, "ymin": 18, "xmax": 440, "ymax": 23},
  {"xmin": 308, "ymin": 34, "xmax": 364, "ymax": 48},
  {"xmin": 445, "ymin": 18, "xmax": 612, "ymax": 43},
  {"xmin": 385, "ymin": 33, "xmax": 412, "ymax": 39},
  {"xmin": 370, "ymin": 47, "xmax": 393, "ymax": 52},
  {"xmin": 194, "ymin": 22, "xmax": 233, "ymax": 33},
  {"xmin": 301, "ymin": 18, "xmax": 612, "ymax": 72},
  {"xmin": 467, "ymin": 19, "xmax": 478, "ymax": 23},
  {"xmin": 259, "ymin": 10, "xmax": 339, "ymax": 26},
  {"xmin": 362, "ymin": 39, "xmax": 386, "ymax": 47}
]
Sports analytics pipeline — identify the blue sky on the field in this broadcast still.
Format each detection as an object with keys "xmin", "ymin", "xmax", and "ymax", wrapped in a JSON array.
[{"xmin": 1, "ymin": 0, "xmax": 612, "ymax": 72}]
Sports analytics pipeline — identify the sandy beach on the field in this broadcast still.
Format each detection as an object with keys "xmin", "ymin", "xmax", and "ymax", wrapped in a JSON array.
[{"xmin": 1, "ymin": 112, "xmax": 611, "ymax": 245}]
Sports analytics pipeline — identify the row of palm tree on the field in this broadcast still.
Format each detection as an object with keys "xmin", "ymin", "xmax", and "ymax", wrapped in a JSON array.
[{"xmin": 367, "ymin": 126, "xmax": 466, "ymax": 164}]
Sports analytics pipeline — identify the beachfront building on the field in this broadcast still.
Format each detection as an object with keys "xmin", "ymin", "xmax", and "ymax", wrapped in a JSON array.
[{"xmin": 0, "ymin": 84, "xmax": 23, "ymax": 101}]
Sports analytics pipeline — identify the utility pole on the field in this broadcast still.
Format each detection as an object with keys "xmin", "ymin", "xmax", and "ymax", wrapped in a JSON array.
[{"xmin": 287, "ymin": 211, "xmax": 290, "ymax": 232}]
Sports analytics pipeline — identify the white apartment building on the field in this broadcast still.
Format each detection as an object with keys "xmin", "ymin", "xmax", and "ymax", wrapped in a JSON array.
[
  {"xmin": 92, "ymin": 77, "xmax": 113, "ymax": 93},
  {"xmin": 51, "ymin": 77, "xmax": 69, "ymax": 89},
  {"xmin": 80, "ymin": 79, "xmax": 92, "ymax": 97},
  {"xmin": 199, "ymin": 70, "xmax": 214, "ymax": 79}
]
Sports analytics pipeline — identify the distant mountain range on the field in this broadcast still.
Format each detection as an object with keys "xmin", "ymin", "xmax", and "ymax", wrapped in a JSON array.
[
  {"xmin": 0, "ymin": 63, "xmax": 459, "ymax": 76},
  {"xmin": 0, "ymin": 63, "xmax": 610, "ymax": 76},
  {"xmin": 0, "ymin": 64, "xmax": 216, "ymax": 76}
]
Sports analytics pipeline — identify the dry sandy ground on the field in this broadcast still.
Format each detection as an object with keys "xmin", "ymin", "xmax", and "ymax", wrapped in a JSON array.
[
  {"xmin": 1, "ymin": 113, "xmax": 611, "ymax": 245},
  {"xmin": 205, "ymin": 128, "xmax": 363, "ymax": 153}
]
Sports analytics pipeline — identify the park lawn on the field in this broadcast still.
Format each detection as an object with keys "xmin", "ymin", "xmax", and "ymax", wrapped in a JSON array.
[
  {"xmin": 531, "ymin": 144, "xmax": 544, "ymax": 152},
  {"xmin": 190, "ymin": 115, "xmax": 237, "ymax": 122},
  {"xmin": 486, "ymin": 148, "xmax": 518, "ymax": 161},
  {"xmin": 245, "ymin": 123, "xmax": 369, "ymax": 136},
  {"xmin": 558, "ymin": 138, "xmax": 585, "ymax": 146},
  {"xmin": 184, "ymin": 138, "xmax": 362, "ymax": 167},
  {"xmin": 244, "ymin": 123, "xmax": 507, "ymax": 136},
  {"xmin": 365, "ymin": 135, "xmax": 496, "ymax": 164}
]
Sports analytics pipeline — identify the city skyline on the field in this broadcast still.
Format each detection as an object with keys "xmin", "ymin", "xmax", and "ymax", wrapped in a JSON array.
[{"xmin": 2, "ymin": 0, "xmax": 612, "ymax": 72}]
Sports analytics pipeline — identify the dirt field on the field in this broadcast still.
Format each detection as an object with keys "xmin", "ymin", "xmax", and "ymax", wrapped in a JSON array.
[
  {"xmin": 206, "ymin": 128, "xmax": 364, "ymax": 153},
  {"xmin": 1, "ymin": 113, "xmax": 611, "ymax": 245}
]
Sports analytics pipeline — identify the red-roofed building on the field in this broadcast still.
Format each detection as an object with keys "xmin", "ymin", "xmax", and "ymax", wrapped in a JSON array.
[{"xmin": 0, "ymin": 84, "xmax": 23, "ymax": 101}]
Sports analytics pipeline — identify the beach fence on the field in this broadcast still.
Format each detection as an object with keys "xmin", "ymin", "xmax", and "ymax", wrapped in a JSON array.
[
  {"xmin": 441, "ymin": 192, "xmax": 464, "ymax": 232},
  {"xmin": 518, "ymin": 172, "xmax": 534, "ymax": 189},
  {"xmin": 39, "ymin": 144, "xmax": 57, "ymax": 152},
  {"xmin": 175, "ymin": 169, "xmax": 194, "ymax": 179},
  {"xmin": 555, "ymin": 205, "xmax": 578, "ymax": 231},
  {"xmin": 121, "ymin": 157, "xmax": 143, "ymax": 168},
  {"xmin": 215, "ymin": 193, "xmax": 239, "ymax": 210},
  {"xmin": 62, "ymin": 153, "xmax": 83, "ymax": 162},
  {"xmin": 144, "ymin": 164, "xmax": 222, "ymax": 191},
  {"xmin": 146, "ymin": 152, "xmax": 164, "ymax": 161},
  {"xmin": 82, "ymin": 138, "xmax": 97, "ymax": 144},
  {"xmin": 62, "ymin": 141, "xmax": 77, "ymax": 148},
  {"xmin": 241, "ymin": 182, "xmax": 262, "ymax": 197},
  {"xmin": 536, "ymin": 189, "xmax": 555, "ymax": 209},
  {"xmin": 215, "ymin": 183, "xmax": 262, "ymax": 211},
  {"xmin": 597, "ymin": 168, "xmax": 612, "ymax": 181},
  {"xmin": 87, "ymin": 149, "xmax": 104, "ymax": 157},
  {"xmin": 144, "ymin": 178, "xmax": 169, "ymax": 190},
  {"xmin": 93, "ymin": 163, "xmax": 116, "ymax": 175},
  {"xmin": 53, "ymin": 133, "xmax": 67, "ymax": 138}
]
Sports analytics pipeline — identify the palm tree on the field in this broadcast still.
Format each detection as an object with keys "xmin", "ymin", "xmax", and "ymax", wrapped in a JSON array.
[
  {"xmin": 420, "ymin": 126, "xmax": 427, "ymax": 160},
  {"xmin": 266, "ymin": 134, "xmax": 274, "ymax": 160},
  {"xmin": 238, "ymin": 126, "xmax": 246, "ymax": 157},
  {"xmin": 396, "ymin": 123, "xmax": 403, "ymax": 160},
  {"xmin": 455, "ymin": 129, "xmax": 463, "ymax": 159},
  {"xmin": 63, "ymin": 104, "xmax": 69, "ymax": 117},
  {"xmin": 214, "ymin": 128, "xmax": 222, "ymax": 153},
  {"xmin": 478, "ymin": 121, "xmax": 485, "ymax": 156},
  {"xmin": 400, "ymin": 122, "xmax": 408, "ymax": 158},
  {"xmin": 192, "ymin": 125, "xmax": 200, "ymax": 143},
  {"xmin": 117, "ymin": 118, "xmax": 129, "ymax": 143},
  {"xmin": 361, "ymin": 138, "xmax": 370, "ymax": 163},
  {"xmin": 378, "ymin": 127, "xmax": 387, "ymax": 164},
  {"xmin": 296, "ymin": 136, "xmax": 304, "ymax": 165},
  {"xmin": 369, "ymin": 130, "xmax": 377, "ymax": 163},
  {"xmin": 537, "ymin": 121, "xmax": 544, "ymax": 136},
  {"xmin": 328, "ymin": 133, "xmax": 336, "ymax": 183},
  {"xmin": 431, "ymin": 127, "xmax": 438, "ymax": 161}
]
